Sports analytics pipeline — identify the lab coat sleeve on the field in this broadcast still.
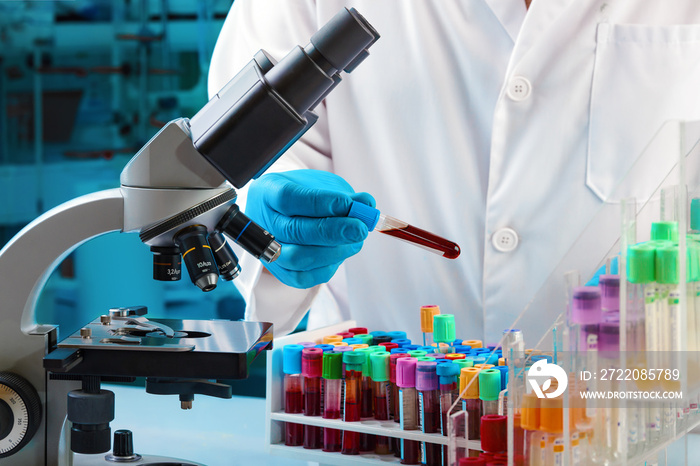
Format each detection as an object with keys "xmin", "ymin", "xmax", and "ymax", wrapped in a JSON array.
[{"xmin": 208, "ymin": 0, "xmax": 337, "ymax": 335}]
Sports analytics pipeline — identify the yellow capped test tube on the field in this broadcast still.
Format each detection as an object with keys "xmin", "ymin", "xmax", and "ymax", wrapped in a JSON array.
[
  {"xmin": 420, "ymin": 305, "xmax": 440, "ymax": 347},
  {"xmin": 464, "ymin": 339, "xmax": 483, "ymax": 349},
  {"xmin": 349, "ymin": 344, "xmax": 368, "ymax": 350},
  {"xmin": 331, "ymin": 342, "xmax": 348, "ymax": 347},
  {"xmin": 323, "ymin": 335, "xmax": 343, "ymax": 344}
]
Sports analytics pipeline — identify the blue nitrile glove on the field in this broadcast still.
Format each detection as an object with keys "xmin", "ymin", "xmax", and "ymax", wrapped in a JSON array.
[{"xmin": 245, "ymin": 169, "xmax": 375, "ymax": 288}]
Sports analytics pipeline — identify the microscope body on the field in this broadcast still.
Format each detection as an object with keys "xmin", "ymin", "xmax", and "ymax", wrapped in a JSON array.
[{"xmin": 0, "ymin": 7, "xmax": 379, "ymax": 465}]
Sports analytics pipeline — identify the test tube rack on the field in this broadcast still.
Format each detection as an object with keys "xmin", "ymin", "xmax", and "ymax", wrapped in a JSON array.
[{"xmin": 265, "ymin": 321, "xmax": 480, "ymax": 465}]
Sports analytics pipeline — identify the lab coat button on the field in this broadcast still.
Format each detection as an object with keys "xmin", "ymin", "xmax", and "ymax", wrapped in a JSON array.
[
  {"xmin": 492, "ymin": 228, "xmax": 519, "ymax": 253},
  {"xmin": 507, "ymin": 76, "xmax": 531, "ymax": 101}
]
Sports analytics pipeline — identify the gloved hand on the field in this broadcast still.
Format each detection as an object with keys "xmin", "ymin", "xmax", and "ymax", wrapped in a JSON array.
[{"xmin": 245, "ymin": 169, "xmax": 375, "ymax": 288}]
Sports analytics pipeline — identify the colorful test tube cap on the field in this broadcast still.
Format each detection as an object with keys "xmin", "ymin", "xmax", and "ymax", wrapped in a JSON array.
[
  {"xmin": 314, "ymin": 344, "xmax": 334, "ymax": 353},
  {"xmin": 301, "ymin": 347, "xmax": 323, "ymax": 378},
  {"xmin": 348, "ymin": 327, "xmax": 368, "ymax": 335},
  {"xmin": 386, "ymin": 331, "xmax": 407, "ymax": 340},
  {"xmin": 478, "ymin": 368, "xmax": 501, "ymax": 402},
  {"xmin": 379, "ymin": 342, "xmax": 399, "ymax": 351},
  {"xmin": 396, "ymin": 357, "xmax": 418, "ymax": 388},
  {"xmin": 420, "ymin": 304, "xmax": 441, "ymax": 333},
  {"xmin": 322, "ymin": 351, "xmax": 343, "ymax": 379},
  {"xmin": 418, "ymin": 346, "xmax": 436, "ymax": 353},
  {"xmin": 433, "ymin": 314, "xmax": 456, "ymax": 343},
  {"xmin": 370, "ymin": 352, "xmax": 390, "ymax": 382},
  {"xmin": 392, "ymin": 338, "xmax": 412, "ymax": 347},
  {"xmin": 459, "ymin": 367, "xmax": 480, "ymax": 399},
  {"xmin": 463, "ymin": 339, "xmax": 483, "ymax": 349},
  {"xmin": 322, "ymin": 335, "xmax": 343, "ymax": 345},
  {"xmin": 283, "ymin": 344, "xmax": 303, "ymax": 375},
  {"xmin": 480, "ymin": 414, "xmax": 507, "ymax": 454},
  {"xmin": 408, "ymin": 350, "xmax": 427, "ymax": 358},
  {"xmin": 415, "ymin": 361, "xmax": 438, "ymax": 391}
]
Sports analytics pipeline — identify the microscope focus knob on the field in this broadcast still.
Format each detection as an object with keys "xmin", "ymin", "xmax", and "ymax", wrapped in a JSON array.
[
  {"xmin": 107, "ymin": 429, "xmax": 141, "ymax": 461},
  {"xmin": 0, "ymin": 372, "xmax": 42, "ymax": 458}
]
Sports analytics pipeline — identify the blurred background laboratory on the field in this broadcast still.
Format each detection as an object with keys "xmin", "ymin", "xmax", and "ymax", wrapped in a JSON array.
[{"xmin": 0, "ymin": 0, "xmax": 247, "ymax": 336}]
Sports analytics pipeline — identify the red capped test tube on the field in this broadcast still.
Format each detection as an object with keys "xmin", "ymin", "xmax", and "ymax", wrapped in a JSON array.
[
  {"xmin": 480, "ymin": 415, "xmax": 507, "ymax": 454},
  {"xmin": 302, "ymin": 347, "xmax": 323, "ymax": 449},
  {"xmin": 416, "ymin": 361, "xmax": 442, "ymax": 466},
  {"xmin": 342, "ymin": 351, "xmax": 366, "ymax": 455},
  {"xmin": 370, "ymin": 352, "xmax": 392, "ymax": 455},
  {"xmin": 322, "ymin": 351, "xmax": 343, "ymax": 452},
  {"xmin": 348, "ymin": 327, "xmax": 368, "ymax": 335},
  {"xmin": 282, "ymin": 344, "xmax": 304, "ymax": 446},
  {"xmin": 397, "ymin": 357, "xmax": 421, "ymax": 465}
]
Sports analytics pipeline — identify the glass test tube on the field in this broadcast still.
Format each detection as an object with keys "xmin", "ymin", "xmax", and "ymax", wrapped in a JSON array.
[
  {"xmin": 347, "ymin": 201, "xmax": 461, "ymax": 259},
  {"xmin": 322, "ymin": 352, "xmax": 343, "ymax": 452},
  {"xmin": 416, "ymin": 361, "xmax": 442, "ymax": 466},
  {"xmin": 437, "ymin": 362, "xmax": 459, "ymax": 466},
  {"xmin": 391, "ymin": 353, "xmax": 410, "ymax": 456},
  {"xmin": 301, "ymin": 347, "xmax": 324, "ymax": 449},
  {"xmin": 480, "ymin": 415, "xmax": 507, "ymax": 454},
  {"xmin": 397, "ymin": 357, "xmax": 421, "ymax": 465},
  {"xmin": 282, "ymin": 344, "xmax": 305, "ymax": 446},
  {"xmin": 571, "ymin": 286, "xmax": 602, "ymax": 351},
  {"xmin": 460, "ymin": 367, "xmax": 481, "ymax": 441},
  {"xmin": 520, "ymin": 392, "xmax": 543, "ymax": 466},
  {"xmin": 433, "ymin": 314, "xmax": 456, "ymax": 354},
  {"xmin": 421, "ymin": 305, "xmax": 440, "ymax": 347},
  {"xmin": 539, "ymin": 396, "xmax": 564, "ymax": 466},
  {"xmin": 370, "ymin": 352, "xmax": 392, "ymax": 455},
  {"xmin": 342, "ymin": 351, "xmax": 365, "ymax": 455},
  {"xmin": 355, "ymin": 347, "xmax": 376, "ymax": 452},
  {"xmin": 479, "ymin": 369, "xmax": 501, "ymax": 416}
]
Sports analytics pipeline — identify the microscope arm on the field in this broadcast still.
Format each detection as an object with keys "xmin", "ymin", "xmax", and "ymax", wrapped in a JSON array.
[{"xmin": 0, "ymin": 188, "xmax": 123, "ymax": 356}]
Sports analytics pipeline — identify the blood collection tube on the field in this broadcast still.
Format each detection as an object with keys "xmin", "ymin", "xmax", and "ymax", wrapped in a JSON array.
[
  {"xmin": 342, "ymin": 351, "xmax": 365, "ymax": 455},
  {"xmin": 315, "ymin": 344, "xmax": 334, "ymax": 353},
  {"xmin": 302, "ymin": 347, "xmax": 323, "ymax": 449},
  {"xmin": 479, "ymin": 369, "xmax": 501, "ymax": 416},
  {"xmin": 397, "ymin": 357, "xmax": 421, "ymax": 465},
  {"xmin": 421, "ymin": 305, "xmax": 441, "ymax": 347},
  {"xmin": 418, "ymin": 346, "xmax": 437, "ymax": 353},
  {"xmin": 380, "ymin": 342, "xmax": 400, "ymax": 351},
  {"xmin": 337, "ymin": 331, "xmax": 354, "ymax": 339},
  {"xmin": 481, "ymin": 415, "xmax": 507, "ymax": 454},
  {"xmin": 571, "ymin": 286, "xmax": 602, "ymax": 351},
  {"xmin": 297, "ymin": 341, "xmax": 316, "ymax": 348},
  {"xmin": 408, "ymin": 350, "xmax": 428, "ymax": 359},
  {"xmin": 322, "ymin": 351, "xmax": 343, "ymax": 452},
  {"xmin": 433, "ymin": 314, "xmax": 456, "ymax": 354},
  {"xmin": 417, "ymin": 361, "xmax": 442, "ymax": 466},
  {"xmin": 282, "ymin": 344, "xmax": 304, "ymax": 446},
  {"xmin": 446, "ymin": 353, "xmax": 466, "ymax": 361},
  {"xmin": 520, "ymin": 392, "xmax": 541, "ymax": 465},
  {"xmin": 354, "ymin": 347, "xmax": 376, "ymax": 452},
  {"xmin": 463, "ymin": 340, "xmax": 483, "ymax": 349},
  {"xmin": 437, "ymin": 362, "xmax": 460, "ymax": 466},
  {"xmin": 370, "ymin": 352, "xmax": 392, "ymax": 455},
  {"xmin": 390, "ymin": 353, "xmax": 410, "ymax": 456},
  {"xmin": 387, "ymin": 331, "xmax": 408, "ymax": 341},
  {"xmin": 348, "ymin": 327, "xmax": 368, "ymax": 335},
  {"xmin": 354, "ymin": 333, "xmax": 374, "ymax": 345},
  {"xmin": 427, "ymin": 352, "xmax": 446, "ymax": 360},
  {"xmin": 460, "ymin": 367, "xmax": 481, "ymax": 440},
  {"xmin": 323, "ymin": 335, "xmax": 343, "ymax": 344},
  {"xmin": 393, "ymin": 338, "xmax": 413, "ymax": 348},
  {"xmin": 348, "ymin": 201, "xmax": 461, "ymax": 259}
]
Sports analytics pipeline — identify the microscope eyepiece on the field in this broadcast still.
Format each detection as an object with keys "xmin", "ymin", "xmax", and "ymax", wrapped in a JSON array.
[{"xmin": 173, "ymin": 225, "xmax": 218, "ymax": 292}]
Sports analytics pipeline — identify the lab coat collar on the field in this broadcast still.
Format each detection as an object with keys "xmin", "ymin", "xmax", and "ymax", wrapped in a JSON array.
[{"xmin": 484, "ymin": 0, "xmax": 527, "ymax": 43}]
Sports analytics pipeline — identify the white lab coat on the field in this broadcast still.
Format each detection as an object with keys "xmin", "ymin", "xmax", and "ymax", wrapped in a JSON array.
[{"xmin": 208, "ymin": 0, "xmax": 700, "ymax": 344}]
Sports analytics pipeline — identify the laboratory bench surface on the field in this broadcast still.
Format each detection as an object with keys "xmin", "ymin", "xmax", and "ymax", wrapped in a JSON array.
[
  {"xmin": 102, "ymin": 385, "xmax": 700, "ymax": 465},
  {"xmin": 107, "ymin": 384, "xmax": 308, "ymax": 466}
]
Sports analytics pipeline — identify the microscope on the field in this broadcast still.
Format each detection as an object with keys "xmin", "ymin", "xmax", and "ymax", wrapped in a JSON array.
[{"xmin": 0, "ymin": 8, "xmax": 379, "ymax": 465}]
